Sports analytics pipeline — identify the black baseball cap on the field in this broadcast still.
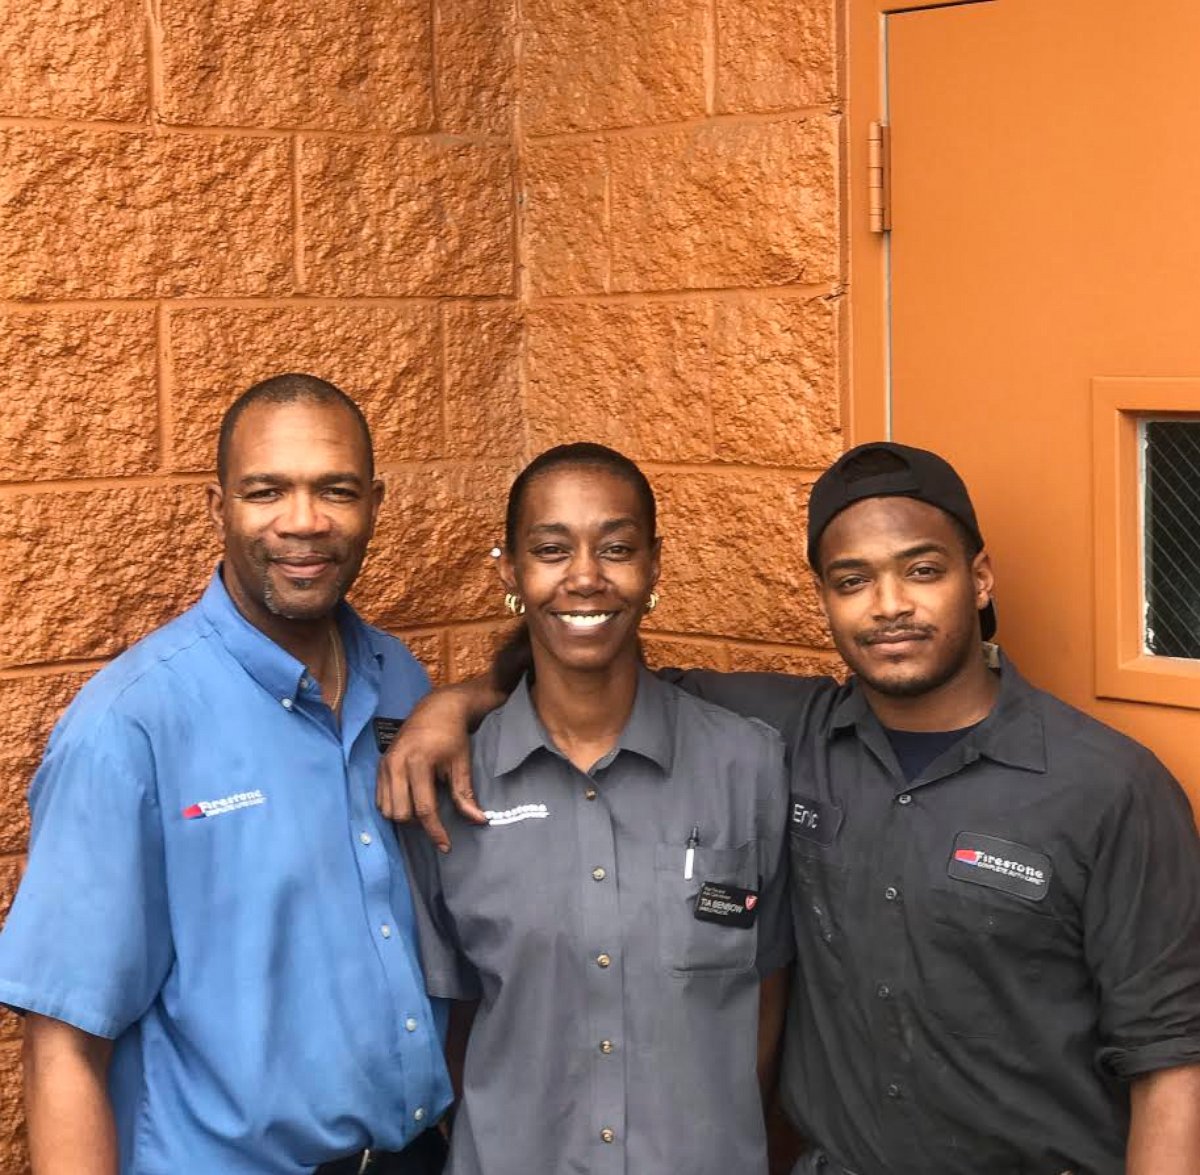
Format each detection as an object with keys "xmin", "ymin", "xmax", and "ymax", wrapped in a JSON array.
[{"xmin": 807, "ymin": 441, "xmax": 997, "ymax": 641}]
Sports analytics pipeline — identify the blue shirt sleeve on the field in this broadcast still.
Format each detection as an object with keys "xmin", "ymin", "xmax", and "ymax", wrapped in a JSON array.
[{"xmin": 0, "ymin": 703, "xmax": 173, "ymax": 1038}]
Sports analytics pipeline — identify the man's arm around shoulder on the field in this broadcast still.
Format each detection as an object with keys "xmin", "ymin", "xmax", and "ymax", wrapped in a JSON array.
[{"xmin": 24, "ymin": 1013, "xmax": 117, "ymax": 1175}]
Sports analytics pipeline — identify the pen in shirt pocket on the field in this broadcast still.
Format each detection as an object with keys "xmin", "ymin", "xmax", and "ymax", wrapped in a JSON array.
[{"xmin": 684, "ymin": 825, "xmax": 699, "ymax": 880}]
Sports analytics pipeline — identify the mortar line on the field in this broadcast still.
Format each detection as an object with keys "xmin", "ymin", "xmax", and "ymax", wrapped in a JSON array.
[
  {"xmin": 531, "ymin": 282, "xmax": 838, "ymax": 306},
  {"xmin": 0, "ymin": 473, "xmax": 210, "ymax": 497},
  {"xmin": 155, "ymin": 302, "xmax": 175, "ymax": 471},
  {"xmin": 0, "ymin": 295, "xmax": 520, "ymax": 313},
  {"xmin": 512, "ymin": 0, "xmax": 532, "ymax": 462},
  {"xmin": 602, "ymin": 143, "xmax": 613, "ymax": 294},
  {"xmin": 144, "ymin": 0, "xmax": 165, "ymax": 125},
  {"xmin": 704, "ymin": 0, "xmax": 719, "ymax": 115},
  {"xmin": 528, "ymin": 105, "xmax": 834, "ymax": 144},
  {"xmin": 430, "ymin": 0, "xmax": 442, "ymax": 129},
  {"xmin": 0, "ymin": 659, "xmax": 111, "ymax": 680},
  {"xmin": 291, "ymin": 135, "xmax": 307, "ymax": 291},
  {"xmin": 437, "ymin": 303, "xmax": 450, "ymax": 452},
  {"xmin": 638, "ymin": 460, "xmax": 827, "ymax": 477}
]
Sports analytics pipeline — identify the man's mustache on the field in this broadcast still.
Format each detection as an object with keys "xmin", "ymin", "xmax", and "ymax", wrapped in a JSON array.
[{"xmin": 856, "ymin": 625, "xmax": 936, "ymax": 647}]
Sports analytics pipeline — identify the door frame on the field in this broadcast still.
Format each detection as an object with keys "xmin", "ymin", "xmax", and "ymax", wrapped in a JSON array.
[{"xmin": 845, "ymin": 1, "xmax": 997, "ymax": 446}]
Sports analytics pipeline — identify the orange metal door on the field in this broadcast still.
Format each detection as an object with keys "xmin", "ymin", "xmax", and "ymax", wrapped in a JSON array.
[{"xmin": 886, "ymin": 0, "xmax": 1199, "ymax": 797}]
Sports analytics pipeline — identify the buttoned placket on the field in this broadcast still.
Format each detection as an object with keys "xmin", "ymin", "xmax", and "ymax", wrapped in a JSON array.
[
  {"xmin": 572, "ymin": 756, "xmax": 627, "ymax": 1171},
  {"xmin": 294, "ymin": 652, "xmax": 438, "ymax": 1134}
]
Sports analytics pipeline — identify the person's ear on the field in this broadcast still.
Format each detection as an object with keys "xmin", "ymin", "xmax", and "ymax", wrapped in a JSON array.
[
  {"xmin": 205, "ymin": 482, "xmax": 226, "ymax": 542},
  {"xmin": 973, "ymin": 550, "xmax": 995, "ymax": 611},
  {"xmin": 498, "ymin": 549, "xmax": 517, "ymax": 594},
  {"xmin": 367, "ymin": 478, "xmax": 385, "ymax": 534},
  {"xmin": 649, "ymin": 536, "xmax": 662, "ymax": 588}
]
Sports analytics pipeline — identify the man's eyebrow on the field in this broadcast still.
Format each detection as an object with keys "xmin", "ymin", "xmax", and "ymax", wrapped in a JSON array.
[
  {"xmin": 527, "ymin": 517, "xmax": 640, "ymax": 538},
  {"xmin": 823, "ymin": 542, "xmax": 952, "ymax": 575},
  {"xmin": 236, "ymin": 471, "xmax": 366, "ymax": 488}
]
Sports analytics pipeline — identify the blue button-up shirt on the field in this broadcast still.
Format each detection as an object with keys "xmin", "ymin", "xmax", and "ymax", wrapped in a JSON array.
[{"xmin": 0, "ymin": 572, "xmax": 452, "ymax": 1174}]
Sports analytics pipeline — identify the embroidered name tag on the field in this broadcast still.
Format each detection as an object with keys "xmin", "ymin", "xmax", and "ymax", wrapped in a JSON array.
[
  {"xmin": 373, "ymin": 716, "xmax": 405, "ymax": 753},
  {"xmin": 484, "ymin": 803, "xmax": 549, "ymax": 826},
  {"xmin": 947, "ymin": 832, "xmax": 1052, "ymax": 902},
  {"xmin": 790, "ymin": 794, "xmax": 844, "ymax": 846},
  {"xmin": 693, "ymin": 881, "xmax": 759, "ymax": 928}
]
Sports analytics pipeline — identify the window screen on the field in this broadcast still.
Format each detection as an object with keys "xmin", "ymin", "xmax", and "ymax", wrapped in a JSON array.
[{"xmin": 1144, "ymin": 420, "xmax": 1200, "ymax": 660}]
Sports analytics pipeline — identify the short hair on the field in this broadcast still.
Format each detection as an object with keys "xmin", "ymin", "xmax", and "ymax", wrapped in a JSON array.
[
  {"xmin": 216, "ymin": 373, "xmax": 375, "ymax": 484},
  {"xmin": 503, "ymin": 442, "xmax": 657, "ymax": 554}
]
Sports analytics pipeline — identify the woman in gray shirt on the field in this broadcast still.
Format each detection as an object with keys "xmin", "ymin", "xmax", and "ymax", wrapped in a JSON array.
[{"xmin": 404, "ymin": 443, "xmax": 791, "ymax": 1175}]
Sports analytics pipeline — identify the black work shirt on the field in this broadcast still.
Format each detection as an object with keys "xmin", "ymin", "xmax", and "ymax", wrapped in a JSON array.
[{"xmin": 666, "ymin": 650, "xmax": 1200, "ymax": 1175}]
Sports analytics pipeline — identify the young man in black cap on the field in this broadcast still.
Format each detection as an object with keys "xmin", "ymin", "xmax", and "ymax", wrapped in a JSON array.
[{"xmin": 379, "ymin": 442, "xmax": 1200, "ymax": 1175}]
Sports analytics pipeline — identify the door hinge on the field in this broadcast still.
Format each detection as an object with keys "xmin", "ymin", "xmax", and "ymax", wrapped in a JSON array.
[{"xmin": 869, "ymin": 121, "xmax": 891, "ymax": 233}]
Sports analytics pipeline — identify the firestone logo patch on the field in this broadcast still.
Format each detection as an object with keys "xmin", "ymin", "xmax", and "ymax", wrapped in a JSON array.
[
  {"xmin": 953, "ymin": 847, "xmax": 1046, "ymax": 887},
  {"xmin": 182, "ymin": 789, "xmax": 267, "ymax": 820}
]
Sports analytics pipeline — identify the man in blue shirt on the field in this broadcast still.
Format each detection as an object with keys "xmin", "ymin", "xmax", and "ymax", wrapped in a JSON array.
[{"xmin": 0, "ymin": 374, "xmax": 452, "ymax": 1174}]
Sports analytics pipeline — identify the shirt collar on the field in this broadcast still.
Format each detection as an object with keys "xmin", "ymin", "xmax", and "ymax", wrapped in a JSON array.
[
  {"xmin": 198, "ymin": 567, "xmax": 383, "ymax": 704},
  {"xmin": 493, "ymin": 665, "xmax": 676, "ymax": 777},
  {"xmin": 828, "ymin": 643, "xmax": 1047, "ymax": 775}
]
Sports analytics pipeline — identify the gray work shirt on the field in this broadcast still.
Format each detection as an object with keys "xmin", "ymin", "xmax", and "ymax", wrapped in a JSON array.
[
  {"xmin": 404, "ymin": 667, "xmax": 792, "ymax": 1175},
  {"xmin": 666, "ymin": 649, "xmax": 1200, "ymax": 1175}
]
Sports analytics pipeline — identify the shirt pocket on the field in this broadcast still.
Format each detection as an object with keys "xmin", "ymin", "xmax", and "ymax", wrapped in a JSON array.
[
  {"xmin": 789, "ymin": 829, "xmax": 851, "ymax": 961},
  {"xmin": 923, "ymin": 883, "xmax": 1079, "ymax": 1039},
  {"xmin": 655, "ymin": 842, "xmax": 758, "ymax": 975}
]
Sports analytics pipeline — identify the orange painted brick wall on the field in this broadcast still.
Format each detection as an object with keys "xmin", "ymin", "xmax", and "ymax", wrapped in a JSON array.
[{"xmin": 0, "ymin": 0, "xmax": 843, "ymax": 1165}]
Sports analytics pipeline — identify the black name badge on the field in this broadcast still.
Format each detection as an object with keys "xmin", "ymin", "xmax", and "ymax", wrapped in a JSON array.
[
  {"xmin": 373, "ymin": 716, "xmax": 405, "ymax": 753},
  {"xmin": 693, "ymin": 881, "xmax": 759, "ymax": 928},
  {"xmin": 947, "ymin": 832, "xmax": 1052, "ymax": 903},
  {"xmin": 790, "ymin": 794, "xmax": 843, "ymax": 846}
]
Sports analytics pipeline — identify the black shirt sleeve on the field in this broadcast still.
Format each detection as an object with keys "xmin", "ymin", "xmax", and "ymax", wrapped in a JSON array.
[
  {"xmin": 1085, "ymin": 751, "xmax": 1200, "ymax": 1078},
  {"xmin": 656, "ymin": 668, "xmax": 835, "ymax": 744}
]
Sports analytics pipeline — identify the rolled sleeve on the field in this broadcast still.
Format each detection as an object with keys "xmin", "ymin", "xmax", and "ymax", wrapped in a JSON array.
[
  {"xmin": 1086, "ymin": 755, "xmax": 1200, "ymax": 1078},
  {"xmin": 0, "ymin": 708, "xmax": 172, "ymax": 1038},
  {"xmin": 401, "ymin": 818, "xmax": 482, "ymax": 1002},
  {"xmin": 748, "ymin": 721, "xmax": 794, "ymax": 977}
]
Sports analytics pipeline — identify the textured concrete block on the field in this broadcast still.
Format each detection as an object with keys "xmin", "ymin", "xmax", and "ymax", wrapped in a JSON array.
[
  {"xmin": 0, "ymin": 0, "xmax": 147, "ymax": 121},
  {"xmin": 524, "ymin": 138, "xmax": 609, "ymax": 296},
  {"xmin": 0, "ymin": 673, "xmax": 93, "ymax": 856},
  {"xmin": 609, "ymin": 117, "xmax": 838, "ymax": 292},
  {"xmin": 0, "ymin": 1039, "xmax": 27, "ymax": 1174},
  {"xmin": 0, "ymin": 486, "xmax": 218, "ymax": 668},
  {"xmin": 711, "ymin": 296, "xmax": 842, "ymax": 467},
  {"xmin": 437, "ymin": 0, "xmax": 517, "ymax": 135},
  {"xmin": 0, "ymin": 129, "xmax": 292, "ymax": 300},
  {"xmin": 0, "ymin": 310, "xmax": 158, "ymax": 482},
  {"xmin": 161, "ymin": 0, "xmax": 432, "ymax": 131},
  {"xmin": 716, "ymin": 0, "xmax": 836, "ymax": 114},
  {"xmin": 640, "ymin": 634, "xmax": 727, "ymax": 672},
  {"xmin": 168, "ymin": 306, "xmax": 441, "ymax": 472},
  {"xmin": 725, "ymin": 642, "xmax": 841, "ymax": 676},
  {"xmin": 449, "ymin": 622, "xmax": 518, "ymax": 683},
  {"xmin": 443, "ymin": 303, "xmax": 524, "ymax": 460},
  {"xmin": 653, "ymin": 471, "xmax": 827, "ymax": 644},
  {"xmin": 526, "ymin": 303, "xmax": 712, "ymax": 462},
  {"xmin": 352, "ymin": 464, "xmax": 515, "ymax": 630},
  {"xmin": 522, "ymin": 0, "xmax": 707, "ymax": 135},
  {"xmin": 301, "ymin": 139, "xmax": 514, "ymax": 297},
  {"xmin": 397, "ymin": 630, "xmax": 446, "ymax": 686}
]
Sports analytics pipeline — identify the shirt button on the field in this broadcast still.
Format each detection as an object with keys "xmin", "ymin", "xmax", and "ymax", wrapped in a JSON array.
[
  {"xmin": 301, "ymin": 676, "xmax": 312, "ymax": 690},
  {"xmin": 592, "ymin": 866, "xmax": 606, "ymax": 881},
  {"xmin": 584, "ymin": 787, "xmax": 598, "ymax": 801},
  {"xmin": 405, "ymin": 1017, "xmax": 419, "ymax": 1033},
  {"xmin": 414, "ymin": 1107, "xmax": 426, "ymax": 1123},
  {"xmin": 599, "ymin": 1039, "xmax": 614, "ymax": 1054},
  {"xmin": 281, "ymin": 697, "xmax": 294, "ymax": 710},
  {"xmin": 380, "ymin": 924, "xmax": 392, "ymax": 939},
  {"xmin": 877, "ymin": 983, "xmax": 891, "ymax": 999},
  {"xmin": 596, "ymin": 952, "xmax": 612, "ymax": 969},
  {"xmin": 600, "ymin": 1128, "xmax": 615, "ymax": 1144},
  {"xmin": 886, "ymin": 1083, "xmax": 901, "ymax": 1099},
  {"xmin": 884, "ymin": 886, "xmax": 899, "ymax": 902},
  {"xmin": 360, "ymin": 832, "xmax": 373, "ymax": 846},
  {"xmin": 897, "ymin": 793, "xmax": 913, "ymax": 805}
]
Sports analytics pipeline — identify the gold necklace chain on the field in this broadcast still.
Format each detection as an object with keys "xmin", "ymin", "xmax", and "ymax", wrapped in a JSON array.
[{"xmin": 327, "ymin": 622, "xmax": 344, "ymax": 713}]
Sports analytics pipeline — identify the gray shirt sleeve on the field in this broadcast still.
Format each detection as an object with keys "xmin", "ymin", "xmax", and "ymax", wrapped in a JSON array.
[
  {"xmin": 400, "ymin": 820, "xmax": 483, "ymax": 1002},
  {"xmin": 657, "ymin": 668, "xmax": 834, "ymax": 743},
  {"xmin": 1085, "ymin": 752, "xmax": 1200, "ymax": 1078}
]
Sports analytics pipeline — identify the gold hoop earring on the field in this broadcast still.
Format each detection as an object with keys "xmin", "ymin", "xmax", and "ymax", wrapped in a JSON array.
[
  {"xmin": 504, "ymin": 592, "xmax": 525, "ymax": 616},
  {"xmin": 646, "ymin": 591, "xmax": 659, "ymax": 614}
]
